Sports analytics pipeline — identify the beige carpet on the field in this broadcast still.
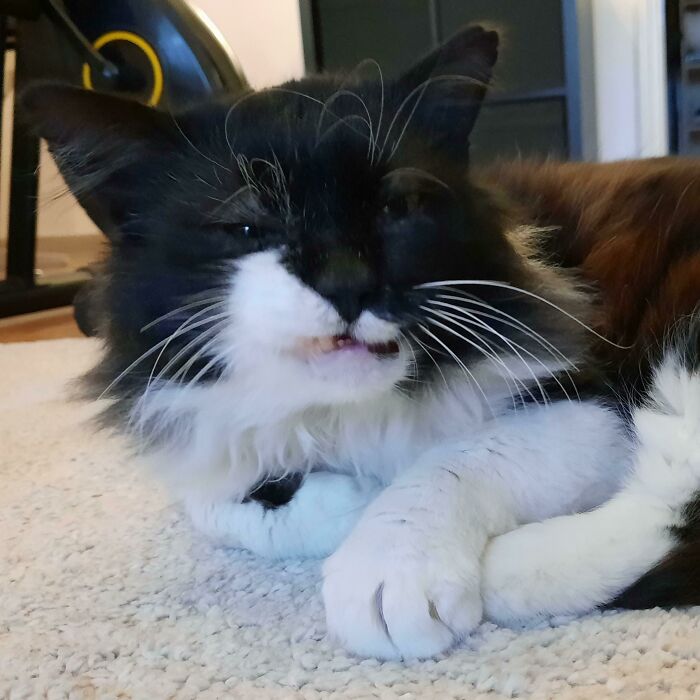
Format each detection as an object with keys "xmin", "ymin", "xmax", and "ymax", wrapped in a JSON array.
[{"xmin": 1, "ymin": 338, "xmax": 699, "ymax": 700}]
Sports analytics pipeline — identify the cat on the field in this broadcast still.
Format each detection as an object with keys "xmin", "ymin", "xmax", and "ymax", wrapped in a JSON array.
[{"xmin": 22, "ymin": 25, "xmax": 700, "ymax": 660}]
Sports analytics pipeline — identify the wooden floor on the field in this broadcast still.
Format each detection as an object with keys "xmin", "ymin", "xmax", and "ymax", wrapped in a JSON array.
[
  {"xmin": 0, "ymin": 307, "xmax": 82, "ymax": 342},
  {"xmin": 0, "ymin": 235, "xmax": 103, "ymax": 279},
  {"xmin": 0, "ymin": 234, "xmax": 101, "ymax": 341}
]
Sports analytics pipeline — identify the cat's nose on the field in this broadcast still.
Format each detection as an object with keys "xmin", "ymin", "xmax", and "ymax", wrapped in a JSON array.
[{"xmin": 315, "ymin": 250, "xmax": 378, "ymax": 323}]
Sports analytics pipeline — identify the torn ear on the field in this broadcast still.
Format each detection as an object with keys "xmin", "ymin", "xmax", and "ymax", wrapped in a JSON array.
[
  {"xmin": 20, "ymin": 83, "xmax": 176, "ymax": 240},
  {"xmin": 393, "ymin": 25, "xmax": 499, "ymax": 155}
]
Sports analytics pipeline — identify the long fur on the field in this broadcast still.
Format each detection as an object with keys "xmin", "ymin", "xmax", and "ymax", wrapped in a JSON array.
[{"xmin": 20, "ymin": 25, "xmax": 700, "ymax": 660}]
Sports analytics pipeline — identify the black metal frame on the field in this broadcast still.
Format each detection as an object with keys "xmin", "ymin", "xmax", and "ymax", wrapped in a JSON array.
[
  {"xmin": 1, "ymin": 0, "xmax": 248, "ymax": 320},
  {"xmin": 298, "ymin": 0, "xmax": 585, "ymax": 159},
  {"xmin": 0, "ymin": 16, "xmax": 86, "ymax": 318}
]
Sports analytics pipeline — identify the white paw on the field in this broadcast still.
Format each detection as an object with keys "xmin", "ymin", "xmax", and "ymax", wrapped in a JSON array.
[
  {"xmin": 482, "ymin": 498, "xmax": 675, "ymax": 626},
  {"xmin": 286, "ymin": 471, "xmax": 380, "ymax": 557},
  {"xmin": 322, "ymin": 518, "xmax": 482, "ymax": 659},
  {"xmin": 186, "ymin": 471, "xmax": 379, "ymax": 559},
  {"xmin": 482, "ymin": 520, "xmax": 560, "ymax": 627}
]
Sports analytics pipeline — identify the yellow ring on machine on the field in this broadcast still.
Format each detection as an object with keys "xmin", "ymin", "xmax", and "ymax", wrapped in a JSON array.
[{"xmin": 82, "ymin": 30, "xmax": 164, "ymax": 107}]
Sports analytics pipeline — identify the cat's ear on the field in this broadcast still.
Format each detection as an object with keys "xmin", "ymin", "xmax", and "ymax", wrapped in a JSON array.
[
  {"xmin": 392, "ymin": 25, "xmax": 499, "ymax": 157},
  {"xmin": 20, "ymin": 83, "xmax": 177, "ymax": 240}
]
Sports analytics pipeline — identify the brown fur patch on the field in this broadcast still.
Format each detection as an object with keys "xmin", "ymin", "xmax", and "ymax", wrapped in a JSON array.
[{"xmin": 478, "ymin": 158, "xmax": 700, "ymax": 383}]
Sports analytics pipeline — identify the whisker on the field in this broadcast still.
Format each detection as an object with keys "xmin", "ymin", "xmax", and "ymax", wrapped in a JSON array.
[
  {"xmin": 169, "ymin": 321, "xmax": 229, "ymax": 386},
  {"xmin": 134, "ymin": 323, "xmax": 228, "ymax": 425},
  {"xmin": 100, "ymin": 304, "xmax": 225, "ymax": 399},
  {"xmin": 316, "ymin": 114, "xmax": 374, "ymax": 150},
  {"xmin": 171, "ymin": 114, "xmax": 232, "ymax": 173},
  {"xmin": 223, "ymin": 90, "xmax": 259, "ymax": 157},
  {"xmin": 417, "ymin": 323, "xmax": 495, "ymax": 417},
  {"xmin": 145, "ymin": 303, "xmax": 228, "ymax": 390},
  {"xmin": 433, "ymin": 290, "xmax": 576, "ymax": 369},
  {"xmin": 428, "ymin": 288, "xmax": 581, "ymax": 385},
  {"xmin": 422, "ymin": 307, "xmax": 545, "ymax": 406},
  {"xmin": 399, "ymin": 331, "xmax": 420, "ymax": 381},
  {"xmin": 420, "ymin": 307, "xmax": 528, "ymax": 408},
  {"xmin": 427, "ymin": 302, "xmax": 578, "ymax": 403},
  {"xmin": 267, "ymin": 87, "xmax": 371, "ymax": 143},
  {"xmin": 380, "ymin": 74, "xmax": 487, "ymax": 163},
  {"xmin": 146, "ymin": 313, "xmax": 229, "ymax": 392},
  {"xmin": 367, "ymin": 59, "xmax": 385, "ymax": 164},
  {"xmin": 406, "ymin": 329, "xmax": 449, "ymax": 390},
  {"xmin": 141, "ymin": 297, "xmax": 227, "ymax": 332},
  {"xmin": 416, "ymin": 279, "xmax": 630, "ymax": 349},
  {"xmin": 430, "ymin": 295, "xmax": 581, "ymax": 400},
  {"xmin": 181, "ymin": 347, "xmax": 229, "ymax": 392},
  {"xmin": 315, "ymin": 88, "xmax": 374, "ymax": 156}
]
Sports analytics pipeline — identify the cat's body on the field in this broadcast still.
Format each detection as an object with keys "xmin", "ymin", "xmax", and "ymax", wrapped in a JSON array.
[
  {"xmin": 22, "ymin": 27, "xmax": 700, "ymax": 660},
  {"xmin": 483, "ymin": 158, "xmax": 700, "ymax": 370}
]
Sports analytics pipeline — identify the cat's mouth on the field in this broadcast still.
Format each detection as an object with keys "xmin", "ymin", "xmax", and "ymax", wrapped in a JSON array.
[{"xmin": 299, "ymin": 334, "xmax": 400, "ymax": 358}]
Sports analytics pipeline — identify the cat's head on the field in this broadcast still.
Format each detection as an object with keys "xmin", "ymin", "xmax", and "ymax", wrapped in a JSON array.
[{"xmin": 23, "ymin": 26, "xmax": 584, "ymax": 421}]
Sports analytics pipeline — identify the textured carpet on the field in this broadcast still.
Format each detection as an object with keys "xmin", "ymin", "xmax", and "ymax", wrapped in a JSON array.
[{"xmin": 1, "ymin": 338, "xmax": 699, "ymax": 700}]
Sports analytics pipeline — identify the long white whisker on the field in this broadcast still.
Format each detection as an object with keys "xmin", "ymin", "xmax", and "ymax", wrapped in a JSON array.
[
  {"xmin": 169, "ymin": 321, "xmax": 229, "ymax": 386},
  {"xmin": 420, "ymin": 307, "xmax": 528, "ymax": 408},
  {"xmin": 427, "ymin": 303, "xmax": 577, "ymax": 403},
  {"xmin": 101, "ymin": 304, "xmax": 225, "ymax": 400},
  {"xmin": 369, "ymin": 59, "xmax": 385, "ymax": 164},
  {"xmin": 315, "ymin": 88, "xmax": 374, "ymax": 156},
  {"xmin": 267, "ymin": 87, "xmax": 371, "ymax": 143},
  {"xmin": 416, "ymin": 279, "xmax": 629, "ymax": 349},
  {"xmin": 224, "ymin": 90, "xmax": 260, "ymax": 157},
  {"xmin": 380, "ymin": 74, "xmax": 486, "ymax": 163},
  {"xmin": 430, "ymin": 295, "xmax": 580, "ymax": 399},
  {"xmin": 141, "ymin": 297, "xmax": 227, "ymax": 332},
  {"xmin": 316, "ymin": 114, "xmax": 374, "ymax": 150},
  {"xmin": 417, "ymin": 323, "xmax": 495, "ymax": 417},
  {"xmin": 433, "ymin": 290, "xmax": 576, "ymax": 369},
  {"xmin": 145, "ymin": 304, "xmax": 228, "ymax": 391},
  {"xmin": 146, "ymin": 313, "xmax": 229, "ymax": 392},
  {"xmin": 423, "ymin": 307, "xmax": 546, "ymax": 406},
  {"xmin": 428, "ymin": 288, "xmax": 581, "ymax": 389},
  {"xmin": 399, "ymin": 331, "xmax": 420, "ymax": 381},
  {"xmin": 171, "ymin": 115, "xmax": 232, "ymax": 173},
  {"xmin": 181, "ymin": 348, "xmax": 229, "ymax": 392},
  {"xmin": 134, "ymin": 325, "xmax": 228, "ymax": 425},
  {"xmin": 406, "ymin": 329, "xmax": 448, "ymax": 390}
]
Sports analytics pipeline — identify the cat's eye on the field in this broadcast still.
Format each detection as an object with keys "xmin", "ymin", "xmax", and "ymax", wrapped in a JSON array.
[
  {"xmin": 233, "ymin": 223, "xmax": 255, "ymax": 237},
  {"xmin": 383, "ymin": 192, "xmax": 423, "ymax": 219},
  {"xmin": 214, "ymin": 222, "xmax": 257, "ymax": 237}
]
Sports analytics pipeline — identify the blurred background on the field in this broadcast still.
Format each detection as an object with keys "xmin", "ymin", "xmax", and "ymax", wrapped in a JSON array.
[{"xmin": 0, "ymin": 0, "xmax": 690, "ymax": 330}]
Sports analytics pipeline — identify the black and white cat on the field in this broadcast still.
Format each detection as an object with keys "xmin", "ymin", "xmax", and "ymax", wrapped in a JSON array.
[{"xmin": 23, "ymin": 26, "xmax": 700, "ymax": 660}]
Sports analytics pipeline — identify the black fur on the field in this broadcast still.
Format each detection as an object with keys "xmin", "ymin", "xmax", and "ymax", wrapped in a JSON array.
[
  {"xmin": 21, "ymin": 26, "xmax": 699, "ymax": 611},
  {"xmin": 20, "ymin": 26, "xmax": 585, "ymax": 424},
  {"xmin": 245, "ymin": 473, "xmax": 305, "ymax": 509},
  {"xmin": 606, "ymin": 318, "xmax": 700, "ymax": 610},
  {"xmin": 607, "ymin": 492, "xmax": 700, "ymax": 609}
]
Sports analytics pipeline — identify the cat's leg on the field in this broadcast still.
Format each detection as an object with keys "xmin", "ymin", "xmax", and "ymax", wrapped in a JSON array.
[
  {"xmin": 185, "ymin": 471, "xmax": 380, "ymax": 559},
  {"xmin": 483, "ymin": 350, "xmax": 700, "ymax": 624},
  {"xmin": 322, "ymin": 400, "xmax": 629, "ymax": 660}
]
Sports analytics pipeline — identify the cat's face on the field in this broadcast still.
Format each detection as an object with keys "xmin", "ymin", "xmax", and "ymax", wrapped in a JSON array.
[{"xmin": 24, "ymin": 27, "xmax": 577, "ymax": 414}]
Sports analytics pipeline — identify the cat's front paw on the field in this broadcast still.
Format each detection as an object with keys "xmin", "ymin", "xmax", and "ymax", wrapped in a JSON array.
[{"xmin": 322, "ymin": 520, "xmax": 482, "ymax": 659}]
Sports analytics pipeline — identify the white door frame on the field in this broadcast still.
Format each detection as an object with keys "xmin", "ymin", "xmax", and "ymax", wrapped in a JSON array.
[{"xmin": 578, "ymin": 0, "xmax": 669, "ymax": 161}]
